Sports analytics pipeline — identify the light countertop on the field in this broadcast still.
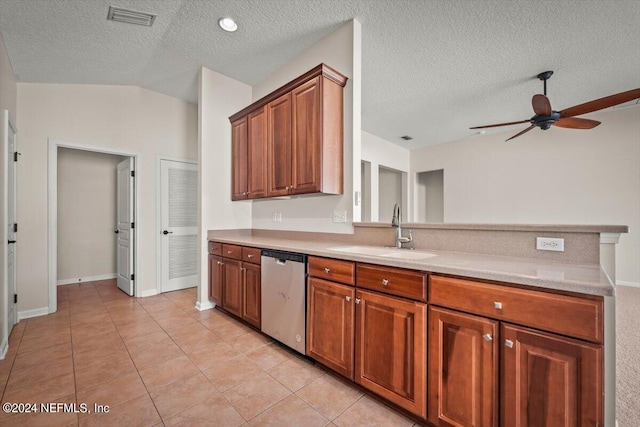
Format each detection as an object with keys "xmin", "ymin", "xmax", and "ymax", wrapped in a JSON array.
[{"xmin": 207, "ymin": 231, "xmax": 614, "ymax": 297}]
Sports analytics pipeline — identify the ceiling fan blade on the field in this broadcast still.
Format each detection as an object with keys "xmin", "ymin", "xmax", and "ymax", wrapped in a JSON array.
[
  {"xmin": 470, "ymin": 119, "xmax": 530, "ymax": 129},
  {"xmin": 560, "ymin": 88, "xmax": 640, "ymax": 118},
  {"xmin": 505, "ymin": 124, "xmax": 536, "ymax": 142},
  {"xmin": 553, "ymin": 117, "xmax": 601, "ymax": 129},
  {"xmin": 532, "ymin": 94, "xmax": 552, "ymax": 116}
]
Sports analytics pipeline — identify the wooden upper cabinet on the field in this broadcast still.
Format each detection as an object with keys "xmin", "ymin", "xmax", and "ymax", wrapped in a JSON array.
[
  {"xmin": 231, "ymin": 117, "xmax": 248, "ymax": 200},
  {"xmin": 428, "ymin": 306, "xmax": 498, "ymax": 427},
  {"xmin": 247, "ymin": 107, "xmax": 268, "ymax": 199},
  {"xmin": 267, "ymin": 93, "xmax": 292, "ymax": 197},
  {"xmin": 291, "ymin": 77, "xmax": 322, "ymax": 194},
  {"xmin": 501, "ymin": 324, "xmax": 603, "ymax": 427},
  {"xmin": 229, "ymin": 64, "xmax": 347, "ymax": 201}
]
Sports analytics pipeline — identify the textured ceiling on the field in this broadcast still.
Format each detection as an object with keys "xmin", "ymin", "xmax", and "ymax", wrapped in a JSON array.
[{"xmin": 1, "ymin": 0, "xmax": 639, "ymax": 149}]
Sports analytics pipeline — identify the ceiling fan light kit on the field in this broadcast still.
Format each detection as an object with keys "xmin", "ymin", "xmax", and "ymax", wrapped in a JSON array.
[{"xmin": 471, "ymin": 70, "xmax": 640, "ymax": 141}]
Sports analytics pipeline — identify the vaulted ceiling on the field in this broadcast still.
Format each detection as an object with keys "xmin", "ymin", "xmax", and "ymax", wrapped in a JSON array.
[{"xmin": 1, "ymin": 0, "xmax": 638, "ymax": 148}]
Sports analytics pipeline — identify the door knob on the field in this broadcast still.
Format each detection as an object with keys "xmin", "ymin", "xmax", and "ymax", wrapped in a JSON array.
[
  {"xmin": 7, "ymin": 240, "xmax": 16, "ymax": 244},
  {"xmin": 162, "ymin": 230, "xmax": 173, "ymax": 235},
  {"xmin": 114, "ymin": 230, "xmax": 119, "ymax": 234}
]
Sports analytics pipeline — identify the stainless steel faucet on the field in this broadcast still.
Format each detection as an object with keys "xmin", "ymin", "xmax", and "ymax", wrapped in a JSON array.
[{"xmin": 391, "ymin": 203, "xmax": 412, "ymax": 249}]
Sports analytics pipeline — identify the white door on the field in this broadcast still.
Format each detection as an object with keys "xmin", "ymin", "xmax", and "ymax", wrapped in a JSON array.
[
  {"xmin": 5, "ymin": 111, "xmax": 17, "ymax": 332},
  {"xmin": 160, "ymin": 160, "xmax": 198, "ymax": 292},
  {"xmin": 116, "ymin": 158, "xmax": 135, "ymax": 295}
]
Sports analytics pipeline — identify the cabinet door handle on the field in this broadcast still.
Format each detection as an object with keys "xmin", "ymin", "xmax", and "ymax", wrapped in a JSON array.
[
  {"xmin": 381, "ymin": 279, "xmax": 389, "ymax": 286},
  {"xmin": 345, "ymin": 296, "xmax": 351, "ymax": 302},
  {"xmin": 285, "ymin": 186, "xmax": 290, "ymax": 190},
  {"xmin": 240, "ymin": 267, "xmax": 245, "ymax": 272},
  {"xmin": 482, "ymin": 333, "xmax": 493, "ymax": 342},
  {"xmin": 355, "ymin": 298, "xmax": 361, "ymax": 304},
  {"xmin": 505, "ymin": 339, "xmax": 514, "ymax": 348},
  {"xmin": 217, "ymin": 261, "xmax": 222, "ymax": 265},
  {"xmin": 324, "ymin": 267, "xmax": 331, "ymax": 273},
  {"xmin": 494, "ymin": 301, "xmax": 503, "ymax": 310}
]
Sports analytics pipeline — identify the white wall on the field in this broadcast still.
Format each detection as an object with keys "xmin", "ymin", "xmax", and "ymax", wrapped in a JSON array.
[
  {"xmin": 197, "ymin": 67, "xmax": 252, "ymax": 308},
  {"xmin": 251, "ymin": 20, "xmax": 362, "ymax": 233},
  {"xmin": 57, "ymin": 148, "xmax": 124, "ymax": 282},
  {"xmin": 410, "ymin": 106, "xmax": 640, "ymax": 284},
  {"xmin": 378, "ymin": 167, "xmax": 403, "ymax": 223},
  {"xmin": 17, "ymin": 83, "xmax": 197, "ymax": 312},
  {"xmin": 361, "ymin": 131, "xmax": 410, "ymax": 221}
]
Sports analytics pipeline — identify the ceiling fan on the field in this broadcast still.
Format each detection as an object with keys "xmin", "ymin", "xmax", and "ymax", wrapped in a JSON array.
[{"xmin": 470, "ymin": 71, "xmax": 640, "ymax": 141}]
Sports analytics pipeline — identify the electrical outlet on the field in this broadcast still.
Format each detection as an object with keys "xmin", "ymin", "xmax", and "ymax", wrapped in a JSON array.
[
  {"xmin": 536, "ymin": 237, "xmax": 565, "ymax": 252},
  {"xmin": 333, "ymin": 210, "xmax": 347, "ymax": 223},
  {"xmin": 271, "ymin": 212, "xmax": 282, "ymax": 223}
]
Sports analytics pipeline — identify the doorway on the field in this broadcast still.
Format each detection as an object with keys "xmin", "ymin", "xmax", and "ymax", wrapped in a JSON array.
[
  {"xmin": 3, "ymin": 110, "xmax": 17, "ymax": 349},
  {"xmin": 416, "ymin": 169, "xmax": 444, "ymax": 222},
  {"xmin": 48, "ymin": 140, "xmax": 139, "ymax": 313},
  {"xmin": 158, "ymin": 159, "xmax": 198, "ymax": 293}
]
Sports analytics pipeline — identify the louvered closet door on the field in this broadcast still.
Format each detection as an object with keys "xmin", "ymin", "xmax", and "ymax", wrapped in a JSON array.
[{"xmin": 160, "ymin": 159, "xmax": 198, "ymax": 292}]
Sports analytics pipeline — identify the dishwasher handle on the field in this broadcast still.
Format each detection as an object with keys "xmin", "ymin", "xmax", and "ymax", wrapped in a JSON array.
[{"xmin": 261, "ymin": 249, "xmax": 307, "ymax": 264}]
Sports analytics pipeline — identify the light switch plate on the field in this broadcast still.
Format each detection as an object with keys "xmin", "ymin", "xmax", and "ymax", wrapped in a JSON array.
[
  {"xmin": 271, "ymin": 212, "xmax": 282, "ymax": 223},
  {"xmin": 333, "ymin": 210, "xmax": 347, "ymax": 223}
]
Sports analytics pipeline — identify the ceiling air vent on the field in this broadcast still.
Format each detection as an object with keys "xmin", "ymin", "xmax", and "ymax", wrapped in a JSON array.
[
  {"xmin": 107, "ymin": 6, "xmax": 156, "ymax": 26},
  {"xmin": 400, "ymin": 135, "xmax": 413, "ymax": 141}
]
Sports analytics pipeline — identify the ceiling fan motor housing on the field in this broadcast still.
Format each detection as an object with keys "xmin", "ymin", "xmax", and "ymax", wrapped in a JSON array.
[{"xmin": 534, "ymin": 111, "xmax": 561, "ymax": 130}]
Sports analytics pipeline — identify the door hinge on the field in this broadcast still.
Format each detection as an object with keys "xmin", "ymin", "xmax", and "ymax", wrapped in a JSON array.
[
  {"xmin": 13, "ymin": 152, "xmax": 21, "ymax": 162},
  {"xmin": 131, "ymin": 222, "xmax": 134, "ymax": 229},
  {"xmin": 14, "ymin": 294, "xmax": 17, "ymax": 304},
  {"xmin": 131, "ymin": 170, "xmax": 135, "ymax": 177},
  {"xmin": 13, "ymin": 223, "xmax": 17, "ymax": 233},
  {"xmin": 130, "ymin": 274, "xmax": 134, "ymax": 281}
]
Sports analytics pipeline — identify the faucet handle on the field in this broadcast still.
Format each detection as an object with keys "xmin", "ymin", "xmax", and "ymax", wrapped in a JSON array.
[{"xmin": 407, "ymin": 230, "xmax": 413, "ymax": 242}]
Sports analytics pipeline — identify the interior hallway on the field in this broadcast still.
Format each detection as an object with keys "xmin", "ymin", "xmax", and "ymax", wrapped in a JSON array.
[{"xmin": 0, "ymin": 280, "xmax": 416, "ymax": 426}]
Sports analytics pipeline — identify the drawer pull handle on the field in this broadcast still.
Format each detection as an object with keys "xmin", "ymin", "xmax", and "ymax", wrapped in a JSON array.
[
  {"xmin": 324, "ymin": 268, "xmax": 331, "ymax": 273},
  {"xmin": 494, "ymin": 301, "xmax": 503, "ymax": 310},
  {"xmin": 355, "ymin": 298, "xmax": 361, "ymax": 304},
  {"xmin": 345, "ymin": 296, "xmax": 351, "ymax": 302},
  {"xmin": 227, "ymin": 250, "xmax": 233, "ymax": 254},
  {"xmin": 381, "ymin": 279, "xmax": 389, "ymax": 286},
  {"xmin": 247, "ymin": 254, "xmax": 254, "ymax": 258},
  {"xmin": 505, "ymin": 339, "xmax": 514, "ymax": 348},
  {"xmin": 482, "ymin": 333, "xmax": 493, "ymax": 342}
]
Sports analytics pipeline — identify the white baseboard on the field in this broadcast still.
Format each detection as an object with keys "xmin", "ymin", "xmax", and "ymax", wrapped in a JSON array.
[
  {"xmin": 18, "ymin": 307, "xmax": 50, "ymax": 321},
  {"xmin": 57, "ymin": 273, "xmax": 117, "ymax": 286},
  {"xmin": 0, "ymin": 337, "xmax": 7, "ymax": 360},
  {"xmin": 617, "ymin": 280, "xmax": 640, "ymax": 288},
  {"xmin": 139, "ymin": 289, "xmax": 159, "ymax": 298},
  {"xmin": 196, "ymin": 300, "xmax": 216, "ymax": 311}
]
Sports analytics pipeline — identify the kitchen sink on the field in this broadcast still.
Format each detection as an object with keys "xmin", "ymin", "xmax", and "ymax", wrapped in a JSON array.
[{"xmin": 327, "ymin": 245, "xmax": 437, "ymax": 260}]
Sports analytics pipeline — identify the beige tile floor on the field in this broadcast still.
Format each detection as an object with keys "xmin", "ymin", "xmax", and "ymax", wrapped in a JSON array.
[{"xmin": 0, "ymin": 280, "xmax": 418, "ymax": 426}]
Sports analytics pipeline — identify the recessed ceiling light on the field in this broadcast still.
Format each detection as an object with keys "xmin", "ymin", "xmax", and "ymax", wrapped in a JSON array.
[{"xmin": 218, "ymin": 17, "xmax": 238, "ymax": 32}]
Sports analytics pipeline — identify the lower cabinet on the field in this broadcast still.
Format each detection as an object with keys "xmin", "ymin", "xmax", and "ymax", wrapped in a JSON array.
[
  {"xmin": 209, "ymin": 242, "xmax": 261, "ymax": 328},
  {"xmin": 501, "ymin": 324, "xmax": 603, "ymax": 427},
  {"xmin": 208, "ymin": 254, "xmax": 223, "ymax": 305},
  {"xmin": 307, "ymin": 277, "xmax": 355, "ymax": 380},
  {"xmin": 242, "ymin": 262, "xmax": 261, "ymax": 328},
  {"xmin": 355, "ymin": 289, "xmax": 427, "ymax": 419},
  {"xmin": 428, "ymin": 306, "xmax": 498, "ymax": 427}
]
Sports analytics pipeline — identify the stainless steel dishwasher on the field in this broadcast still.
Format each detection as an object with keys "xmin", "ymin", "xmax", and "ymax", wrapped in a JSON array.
[{"xmin": 261, "ymin": 249, "xmax": 307, "ymax": 355}]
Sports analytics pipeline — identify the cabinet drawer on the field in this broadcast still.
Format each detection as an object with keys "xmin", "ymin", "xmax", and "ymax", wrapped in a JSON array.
[
  {"xmin": 242, "ymin": 247, "xmax": 261, "ymax": 264},
  {"xmin": 309, "ymin": 256, "xmax": 355, "ymax": 285},
  {"xmin": 357, "ymin": 264, "xmax": 427, "ymax": 301},
  {"xmin": 208, "ymin": 241, "xmax": 222, "ymax": 255},
  {"xmin": 222, "ymin": 244, "xmax": 243, "ymax": 260},
  {"xmin": 429, "ymin": 275, "xmax": 603, "ymax": 343}
]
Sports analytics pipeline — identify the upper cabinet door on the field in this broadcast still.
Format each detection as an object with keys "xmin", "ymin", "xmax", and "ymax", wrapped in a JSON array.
[
  {"xmin": 247, "ymin": 106, "xmax": 268, "ymax": 198},
  {"xmin": 231, "ymin": 117, "xmax": 248, "ymax": 200},
  {"xmin": 267, "ymin": 93, "xmax": 292, "ymax": 197},
  {"xmin": 291, "ymin": 76, "xmax": 322, "ymax": 195}
]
